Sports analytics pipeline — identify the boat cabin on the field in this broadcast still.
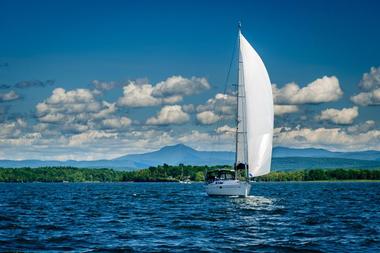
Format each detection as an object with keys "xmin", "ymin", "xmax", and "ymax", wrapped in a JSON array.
[{"xmin": 205, "ymin": 169, "xmax": 235, "ymax": 183}]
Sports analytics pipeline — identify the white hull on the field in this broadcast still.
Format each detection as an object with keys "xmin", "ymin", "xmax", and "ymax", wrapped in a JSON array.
[{"xmin": 205, "ymin": 180, "xmax": 251, "ymax": 197}]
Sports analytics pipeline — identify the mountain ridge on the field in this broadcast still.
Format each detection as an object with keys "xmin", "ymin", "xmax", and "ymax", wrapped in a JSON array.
[{"xmin": 0, "ymin": 144, "xmax": 380, "ymax": 170}]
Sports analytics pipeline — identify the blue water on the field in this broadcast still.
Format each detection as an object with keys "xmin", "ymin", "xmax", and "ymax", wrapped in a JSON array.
[{"xmin": 0, "ymin": 182, "xmax": 379, "ymax": 252}]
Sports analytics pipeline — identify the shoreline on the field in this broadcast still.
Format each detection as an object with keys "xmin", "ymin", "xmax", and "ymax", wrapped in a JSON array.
[
  {"xmin": 1, "ymin": 166, "xmax": 379, "ymax": 183},
  {"xmin": 1, "ymin": 180, "xmax": 380, "ymax": 184}
]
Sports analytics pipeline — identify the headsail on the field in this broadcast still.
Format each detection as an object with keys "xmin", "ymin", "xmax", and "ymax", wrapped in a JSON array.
[{"xmin": 238, "ymin": 31, "xmax": 274, "ymax": 177}]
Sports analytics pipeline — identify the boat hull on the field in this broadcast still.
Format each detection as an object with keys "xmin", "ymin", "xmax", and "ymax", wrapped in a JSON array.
[{"xmin": 205, "ymin": 180, "xmax": 251, "ymax": 197}]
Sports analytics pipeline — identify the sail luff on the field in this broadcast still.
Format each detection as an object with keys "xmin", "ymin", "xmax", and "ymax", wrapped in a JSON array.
[
  {"xmin": 239, "ymin": 33, "xmax": 274, "ymax": 177},
  {"xmin": 236, "ymin": 30, "xmax": 248, "ymax": 167}
]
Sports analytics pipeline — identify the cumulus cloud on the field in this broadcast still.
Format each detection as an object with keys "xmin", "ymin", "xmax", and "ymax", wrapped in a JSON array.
[
  {"xmin": 274, "ymin": 105, "xmax": 299, "ymax": 116},
  {"xmin": 117, "ymin": 76, "xmax": 209, "ymax": 108},
  {"xmin": 68, "ymin": 130, "xmax": 117, "ymax": 146},
  {"xmin": 153, "ymin": 76, "xmax": 210, "ymax": 97},
  {"xmin": 198, "ymin": 93, "xmax": 301, "ymax": 119},
  {"xmin": 117, "ymin": 82, "xmax": 161, "ymax": 107},
  {"xmin": 351, "ymin": 67, "xmax": 380, "ymax": 106},
  {"xmin": 273, "ymin": 76, "xmax": 343, "ymax": 104},
  {"xmin": 215, "ymin": 125, "xmax": 235, "ymax": 134},
  {"xmin": 15, "ymin": 80, "xmax": 55, "ymax": 88},
  {"xmin": 196, "ymin": 93, "xmax": 236, "ymax": 117},
  {"xmin": 102, "ymin": 116, "xmax": 132, "ymax": 129},
  {"xmin": 0, "ymin": 90, "xmax": 20, "ymax": 102},
  {"xmin": 0, "ymin": 118, "xmax": 27, "ymax": 138},
  {"xmin": 36, "ymin": 88, "xmax": 116, "ymax": 132},
  {"xmin": 358, "ymin": 66, "xmax": 380, "ymax": 91},
  {"xmin": 274, "ymin": 126, "xmax": 380, "ymax": 151},
  {"xmin": 316, "ymin": 106, "xmax": 359, "ymax": 125},
  {"xmin": 38, "ymin": 113, "xmax": 66, "ymax": 123},
  {"xmin": 178, "ymin": 130, "xmax": 213, "ymax": 143},
  {"xmin": 162, "ymin": 95, "xmax": 183, "ymax": 104},
  {"xmin": 351, "ymin": 88, "xmax": 380, "ymax": 106},
  {"xmin": 146, "ymin": 105, "xmax": 190, "ymax": 125},
  {"xmin": 196, "ymin": 110, "xmax": 220, "ymax": 124}
]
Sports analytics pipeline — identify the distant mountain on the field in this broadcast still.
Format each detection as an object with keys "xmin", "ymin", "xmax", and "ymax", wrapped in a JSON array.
[
  {"xmin": 272, "ymin": 157, "xmax": 380, "ymax": 171},
  {"xmin": 114, "ymin": 144, "xmax": 234, "ymax": 167},
  {"xmin": 273, "ymin": 147, "xmax": 380, "ymax": 161},
  {"xmin": 0, "ymin": 144, "xmax": 380, "ymax": 171}
]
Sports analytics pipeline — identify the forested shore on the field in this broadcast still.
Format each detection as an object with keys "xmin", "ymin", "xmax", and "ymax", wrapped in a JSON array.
[{"xmin": 0, "ymin": 165, "xmax": 380, "ymax": 183}]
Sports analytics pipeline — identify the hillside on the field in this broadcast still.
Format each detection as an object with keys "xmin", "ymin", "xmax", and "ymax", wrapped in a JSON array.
[{"xmin": 0, "ymin": 144, "xmax": 380, "ymax": 170}]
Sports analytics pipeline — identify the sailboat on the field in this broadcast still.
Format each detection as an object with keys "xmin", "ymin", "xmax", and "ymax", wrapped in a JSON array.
[
  {"xmin": 179, "ymin": 166, "xmax": 191, "ymax": 184},
  {"xmin": 205, "ymin": 24, "xmax": 274, "ymax": 197}
]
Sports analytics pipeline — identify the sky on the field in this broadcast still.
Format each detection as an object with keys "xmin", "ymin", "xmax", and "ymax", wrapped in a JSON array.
[{"xmin": 0, "ymin": 0, "xmax": 380, "ymax": 160}]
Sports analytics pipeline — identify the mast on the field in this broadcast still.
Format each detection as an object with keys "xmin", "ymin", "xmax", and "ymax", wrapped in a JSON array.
[
  {"xmin": 234, "ymin": 23, "xmax": 241, "ymax": 172},
  {"xmin": 235, "ymin": 22, "xmax": 249, "ymax": 179},
  {"xmin": 235, "ymin": 22, "xmax": 250, "ymax": 180}
]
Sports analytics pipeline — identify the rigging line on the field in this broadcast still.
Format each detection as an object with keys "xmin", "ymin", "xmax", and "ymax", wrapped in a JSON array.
[
  {"xmin": 210, "ymin": 33, "xmax": 239, "ymax": 163},
  {"xmin": 223, "ymin": 35, "xmax": 238, "ymax": 95}
]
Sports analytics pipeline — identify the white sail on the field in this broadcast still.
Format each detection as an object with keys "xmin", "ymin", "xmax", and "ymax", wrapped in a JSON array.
[{"xmin": 238, "ymin": 32, "xmax": 273, "ymax": 177}]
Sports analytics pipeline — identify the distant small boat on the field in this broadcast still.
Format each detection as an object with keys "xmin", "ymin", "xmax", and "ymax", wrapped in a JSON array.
[
  {"xmin": 179, "ymin": 167, "xmax": 191, "ymax": 184},
  {"xmin": 179, "ymin": 179, "xmax": 191, "ymax": 184},
  {"xmin": 205, "ymin": 23, "xmax": 274, "ymax": 197}
]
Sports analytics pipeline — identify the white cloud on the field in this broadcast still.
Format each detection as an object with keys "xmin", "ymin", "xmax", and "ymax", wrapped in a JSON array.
[
  {"xmin": 36, "ymin": 88, "xmax": 117, "ymax": 133},
  {"xmin": 117, "ymin": 76, "xmax": 210, "ymax": 108},
  {"xmin": 162, "ymin": 95, "xmax": 183, "ymax": 104},
  {"xmin": 37, "ymin": 88, "xmax": 114, "ymax": 119},
  {"xmin": 196, "ymin": 111, "xmax": 220, "ymax": 124},
  {"xmin": 146, "ymin": 105, "xmax": 190, "ymax": 125},
  {"xmin": 68, "ymin": 130, "xmax": 117, "ymax": 146},
  {"xmin": 0, "ymin": 90, "xmax": 20, "ymax": 102},
  {"xmin": 117, "ymin": 82, "xmax": 160, "ymax": 107},
  {"xmin": 0, "ymin": 118, "xmax": 27, "ymax": 138},
  {"xmin": 274, "ymin": 126, "xmax": 380, "ymax": 151},
  {"xmin": 351, "ymin": 88, "xmax": 380, "ymax": 106},
  {"xmin": 216, "ymin": 125, "xmax": 235, "ymax": 134},
  {"xmin": 316, "ymin": 106, "xmax": 359, "ymax": 125},
  {"xmin": 351, "ymin": 67, "xmax": 380, "ymax": 106},
  {"xmin": 92, "ymin": 101, "xmax": 117, "ymax": 119},
  {"xmin": 46, "ymin": 88, "xmax": 94, "ymax": 104},
  {"xmin": 38, "ymin": 113, "xmax": 66, "ymax": 123},
  {"xmin": 358, "ymin": 66, "xmax": 380, "ymax": 91},
  {"xmin": 153, "ymin": 76, "xmax": 210, "ymax": 97},
  {"xmin": 102, "ymin": 116, "xmax": 132, "ymax": 129},
  {"xmin": 273, "ymin": 76, "xmax": 343, "ymax": 104},
  {"xmin": 196, "ymin": 93, "xmax": 236, "ymax": 117},
  {"xmin": 274, "ymin": 105, "xmax": 299, "ymax": 116}
]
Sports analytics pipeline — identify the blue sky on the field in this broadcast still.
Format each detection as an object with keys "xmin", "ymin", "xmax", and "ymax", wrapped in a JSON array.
[{"xmin": 0, "ymin": 0, "xmax": 380, "ymax": 160}]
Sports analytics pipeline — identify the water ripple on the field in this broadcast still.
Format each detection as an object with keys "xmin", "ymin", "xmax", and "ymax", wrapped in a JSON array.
[{"xmin": 0, "ymin": 182, "xmax": 379, "ymax": 252}]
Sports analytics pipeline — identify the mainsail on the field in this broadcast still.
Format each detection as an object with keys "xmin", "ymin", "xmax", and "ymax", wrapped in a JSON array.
[{"xmin": 236, "ymin": 31, "xmax": 274, "ymax": 177}]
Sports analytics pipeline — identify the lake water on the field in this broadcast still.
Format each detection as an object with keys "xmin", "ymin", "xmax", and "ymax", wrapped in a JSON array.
[{"xmin": 0, "ymin": 182, "xmax": 379, "ymax": 252}]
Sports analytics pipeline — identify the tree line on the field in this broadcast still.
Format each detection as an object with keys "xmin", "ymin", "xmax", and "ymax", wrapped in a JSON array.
[
  {"xmin": 256, "ymin": 168, "xmax": 380, "ymax": 181},
  {"xmin": 0, "ymin": 164, "xmax": 224, "ymax": 183},
  {"xmin": 0, "ymin": 165, "xmax": 379, "ymax": 183}
]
